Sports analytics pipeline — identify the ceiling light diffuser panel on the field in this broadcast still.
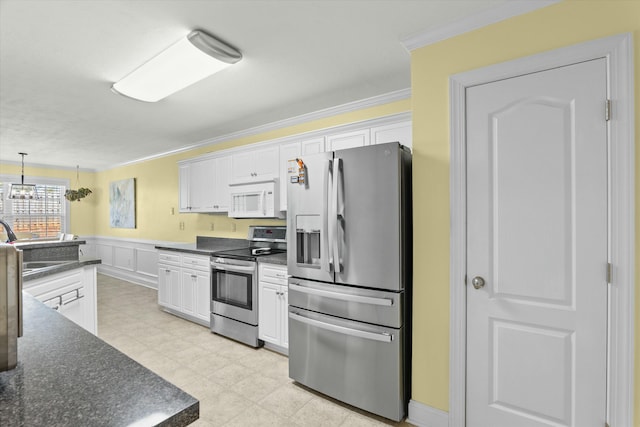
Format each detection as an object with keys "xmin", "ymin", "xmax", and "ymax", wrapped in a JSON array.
[{"xmin": 112, "ymin": 30, "xmax": 242, "ymax": 102}]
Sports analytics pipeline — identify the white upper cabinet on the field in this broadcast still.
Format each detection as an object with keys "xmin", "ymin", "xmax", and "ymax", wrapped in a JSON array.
[
  {"xmin": 179, "ymin": 164, "xmax": 190, "ymax": 212},
  {"xmin": 231, "ymin": 145, "xmax": 279, "ymax": 184},
  {"xmin": 371, "ymin": 120, "xmax": 412, "ymax": 149},
  {"xmin": 179, "ymin": 115, "xmax": 410, "ymax": 216},
  {"xmin": 326, "ymin": 129, "xmax": 370, "ymax": 151},
  {"xmin": 189, "ymin": 158, "xmax": 216, "ymax": 212},
  {"xmin": 213, "ymin": 156, "xmax": 231, "ymax": 211},
  {"xmin": 279, "ymin": 141, "xmax": 301, "ymax": 212},
  {"xmin": 179, "ymin": 155, "xmax": 230, "ymax": 213},
  {"xmin": 301, "ymin": 137, "xmax": 325, "ymax": 155}
]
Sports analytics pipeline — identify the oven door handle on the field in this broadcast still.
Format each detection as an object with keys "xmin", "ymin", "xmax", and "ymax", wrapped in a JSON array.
[
  {"xmin": 212, "ymin": 263, "xmax": 256, "ymax": 273},
  {"xmin": 289, "ymin": 283, "xmax": 393, "ymax": 306},
  {"xmin": 289, "ymin": 312, "xmax": 393, "ymax": 343}
]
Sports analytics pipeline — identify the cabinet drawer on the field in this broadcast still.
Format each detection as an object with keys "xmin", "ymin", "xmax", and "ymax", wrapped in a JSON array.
[
  {"xmin": 259, "ymin": 264, "xmax": 288, "ymax": 285},
  {"xmin": 181, "ymin": 254, "xmax": 210, "ymax": 271},
  {"xmin": 158, "ymin": 251, "xmax": 180, "ymax": 265}
]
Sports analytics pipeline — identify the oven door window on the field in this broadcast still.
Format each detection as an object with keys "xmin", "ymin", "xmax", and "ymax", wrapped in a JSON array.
[{"xmin": 213, "ymin": 269, "xmax": 253, "ymax": 310}]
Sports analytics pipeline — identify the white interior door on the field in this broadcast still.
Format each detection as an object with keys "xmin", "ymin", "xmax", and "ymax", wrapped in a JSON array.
[{"xmin": 466, "ymin": 58, "xmax": 608, "ymax": 427}]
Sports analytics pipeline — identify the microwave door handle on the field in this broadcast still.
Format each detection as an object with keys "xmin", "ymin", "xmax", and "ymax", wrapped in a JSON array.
[
  {"xmin": 332, "ymin": 157, "xmax": 342, "ymax": 273},
  {"xmin": 323, "ymin": 159, "xmax": 332, "ymax": 272}
]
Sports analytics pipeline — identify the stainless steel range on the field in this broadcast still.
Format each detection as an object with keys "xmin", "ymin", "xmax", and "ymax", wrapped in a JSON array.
[{"xmin": 210, "ymin": 226, "xmax": 286, "ymax": 347}]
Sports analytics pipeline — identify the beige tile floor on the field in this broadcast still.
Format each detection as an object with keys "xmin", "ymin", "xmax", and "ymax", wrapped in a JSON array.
[{"xmin": 96, "ymin": 274, "xmax": 414, "ymax": 427}]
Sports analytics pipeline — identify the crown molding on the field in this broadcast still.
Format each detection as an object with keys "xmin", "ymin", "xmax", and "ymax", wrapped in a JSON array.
[
  {"xmin": 0, "ymin": 161, "xmax": 96, "ymax": 173},
  {"xmin": 104, "ymin": 88, "xmax": 411, "ymax": 171},
  {"xmin": 401, "ymin": 0, "xmax": 560, "ymax": 52}
]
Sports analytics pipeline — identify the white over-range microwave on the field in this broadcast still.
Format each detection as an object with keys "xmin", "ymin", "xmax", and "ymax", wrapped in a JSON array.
[{"xmin": 228, "ymin": 180, "xmax": 282, "ymax": 218}]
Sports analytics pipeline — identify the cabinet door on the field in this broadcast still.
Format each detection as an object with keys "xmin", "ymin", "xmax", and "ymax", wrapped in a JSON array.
[
  {"xmin": 253, "ymin": 145, "xmax": 279, "ymax": 181},
  {"xmin": 213, "ymin": 156, "xmax": 231, "ymax": 211},
  {"xmin": 158, "ymin": 265, "xmax": 171, "ymax": 307},
  {"xmin": 281, "ymin": 287, "xmax": 288, "ymax": 348},
  {"xmin": 179, "ymin": 164, "xmax": 191, "ymax": 212},
  {"xmin": 189, "ymin": 158, "xmax": 216, "ymax": 212},
  {"xmin": 371, "ymin": 121, "xmax": 412, "ymax": 149},
  {"xmin": 301, "ymin": 137, "xmax": 325, "ymax": 155},
  {"xmin": 58, "ymin": 294, "xmax": 86, "ymax": 330},
  {"xmin": 181, "ymin": 270, "xmax": 197, "ymax": 317},
  {"xmin": 231, "ymin": 151, "xmax": 256, "ymax": 183},
  {"xmin": 259, "ymin": 282, "xmax": 280, "ymax": 345},
  {"xmin": 195, "ymin": 270, "xmax": 211, "ymax": 323},
  {"xmin": 279, "ymin": 142, "xmax": 301, "ymax": 211},
  {"xmin": 168, "ymin": 267, "xmax": 182, "ymax": 311},
  {"xmin": 326, "ymin": 129, "xmax": 370, "ymax": 151}
]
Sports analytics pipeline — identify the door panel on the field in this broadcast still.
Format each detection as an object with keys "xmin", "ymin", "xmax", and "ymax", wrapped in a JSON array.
[
  {"xmin": 466, "ymin": 59, "xmax": 608, "ymax": 427},
  {"xmin": 287, "ymin": 151, "xmax": 334, "ymax": 283},
  {"xmin": 334, "ymin": 143, "xmax": 404, "ymax": 290}
]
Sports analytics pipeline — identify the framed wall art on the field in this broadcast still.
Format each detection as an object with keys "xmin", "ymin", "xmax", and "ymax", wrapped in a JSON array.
[{"xmin": 109, "ymin": 178, "xmax": 136, "ymax": 228}]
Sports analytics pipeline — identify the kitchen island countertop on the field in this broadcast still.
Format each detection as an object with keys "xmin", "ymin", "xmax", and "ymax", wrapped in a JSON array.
[{"xmin": 0, "ymin": 294, "xmax": 198, "ymax": 427}]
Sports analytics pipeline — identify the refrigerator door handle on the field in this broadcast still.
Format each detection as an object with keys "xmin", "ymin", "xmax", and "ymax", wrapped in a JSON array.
[
  {"xmin": 289, "ymin": 312, "xmax": 393, "ymax": 343},
  {"xmin": 289, "ymin": 283, "xmax": 393, "ymax": 306},
  {"xmin": 332, "ymin": 157, "xmax": 342, "ymax": 272},
  {"xmin": 324, "ymin": 159, "xmax": 333, "ymax": 272}
]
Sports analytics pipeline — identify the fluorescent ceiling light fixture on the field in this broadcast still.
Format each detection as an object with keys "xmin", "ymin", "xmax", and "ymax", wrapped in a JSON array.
[{"xmin": 111, "ymin": 30, "xmax": 242, "ymax": 102}]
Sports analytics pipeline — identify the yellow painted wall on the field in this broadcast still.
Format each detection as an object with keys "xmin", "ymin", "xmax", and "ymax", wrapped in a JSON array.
[
  {"xmin": 410, "ymin": 0, "xmax": 639, "ymax": 424},
  {"xmin": 0, "ymin": 164, "xmax": 97, "ymax": 236}
]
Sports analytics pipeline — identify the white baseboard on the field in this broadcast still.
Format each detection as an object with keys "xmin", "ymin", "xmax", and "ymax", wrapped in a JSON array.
[
  {"xmin": 98, "ymin": 265, "xmax": 157, "ymax": 289},
  {"xmin": 407, "ymin": 400, "xmax": 449, "ymax": 427}
]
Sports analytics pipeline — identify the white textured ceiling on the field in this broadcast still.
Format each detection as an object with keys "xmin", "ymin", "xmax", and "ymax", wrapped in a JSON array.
[{"xmin": 0, "ymin": 0, "xmax": 507, "ymax": 170}]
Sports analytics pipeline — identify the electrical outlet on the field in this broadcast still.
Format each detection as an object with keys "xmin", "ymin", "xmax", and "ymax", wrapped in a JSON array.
[
  {"xmin": 170, "ymin": 207, "xmax": 175, "ymax": 215},
  {"xmin": 179, "ymin": 221, "xmax": 185, "ymax": 230},
  {"xmin": 210, "ymin": 223, "xmax": 215, "ymax": 231},
  {"xmin": 231, "ymin": 223, "xmax": 236, "ymax": 232}
]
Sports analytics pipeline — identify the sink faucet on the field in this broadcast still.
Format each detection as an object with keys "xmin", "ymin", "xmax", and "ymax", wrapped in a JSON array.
[{"xmin": 0, "ymin": 219, "xmax": 18, "ymax": 243}]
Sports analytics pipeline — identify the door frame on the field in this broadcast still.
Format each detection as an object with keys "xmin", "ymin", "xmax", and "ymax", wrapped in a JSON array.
[{"xmin": 449, "ymin": 33, "xmax": 635, "ymax": 427}]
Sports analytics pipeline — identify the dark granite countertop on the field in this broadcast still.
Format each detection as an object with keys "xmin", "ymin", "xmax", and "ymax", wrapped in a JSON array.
[
  {"xmin": 0, "ymin": 294, "xmax": 198, "ymax": 427},
  {"xmin": 156, "ymin": 237, "xmax": 248, "ymax": 256},
  {"xmin": 22, "ymin": 258, "xmax": 102, "ymax": 282},
  {"xmin": 258, "ymin": 252, "xmax": 287, "ymax": 266},
  {"xmin": 12, "ymin": 240, "xmax": 86, "ymax": 250}
]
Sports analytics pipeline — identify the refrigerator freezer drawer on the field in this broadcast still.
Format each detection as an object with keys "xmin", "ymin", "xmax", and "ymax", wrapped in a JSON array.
[
  {"xmin": 288, "ymin": 307, "xmax": 407, "ymax": 421},
  {"xmin": 288, "ymin": 278, "xmax": 404, "ymax": 328}
]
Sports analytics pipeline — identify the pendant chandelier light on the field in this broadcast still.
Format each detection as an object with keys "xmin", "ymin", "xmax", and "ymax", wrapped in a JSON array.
[{"xmin": 8, "ymin": 153, "xmax": 38, "ymax": 200}]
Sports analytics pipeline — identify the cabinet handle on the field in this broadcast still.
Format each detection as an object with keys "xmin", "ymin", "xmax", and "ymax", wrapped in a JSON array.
[
  {"xmin": 191, "ymin": 274, "xmax": 197, "ymax": 279},
  {"xmin": 165, "ymin": 269, "xmax": 171, "ymax": 273}
]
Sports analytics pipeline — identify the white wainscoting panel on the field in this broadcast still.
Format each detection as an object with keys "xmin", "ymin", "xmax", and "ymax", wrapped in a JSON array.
[
  {"xmin": 84, "ymin": 236, "xmax": 189, "ymax": 289},
  {"xmin": 114, "ymin": 246, "xmax": 135, "ymax": 271},
  {"xmin": 96, "ymin": 244, "xmax": 113, "ymax": 266},
  {"xmin": 136, "ymin": 248, "xmax": 159, "ymax": 277}
]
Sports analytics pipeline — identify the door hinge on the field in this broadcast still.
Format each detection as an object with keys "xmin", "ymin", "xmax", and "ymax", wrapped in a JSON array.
[
  {"xmin": 605, "ymin": 99, "xmax": 612, "ymax": 121},
  {"xmin": 606, "ymin": 263, "xmax": 613, "ymax": 284}
]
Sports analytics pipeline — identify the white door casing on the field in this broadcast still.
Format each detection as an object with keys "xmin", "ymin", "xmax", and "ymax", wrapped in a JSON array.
[
  {"xmin": 449, "ymin": 33, "xmax": 634, "ymax": 427},
  {"xmin": 466, "ymin": 58, "xmax": 608, "ymax": 426}
]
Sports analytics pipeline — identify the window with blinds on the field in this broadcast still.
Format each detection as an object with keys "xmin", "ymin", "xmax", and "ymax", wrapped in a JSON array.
[{"xmin": 0, "ymin": 181, "xmax": 67, "ymax": 239}]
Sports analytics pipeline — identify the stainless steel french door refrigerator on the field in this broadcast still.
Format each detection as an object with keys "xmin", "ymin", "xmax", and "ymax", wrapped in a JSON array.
[{"xmin": 287, "ymin": 142, "xmax": 412, "ymax": 421}]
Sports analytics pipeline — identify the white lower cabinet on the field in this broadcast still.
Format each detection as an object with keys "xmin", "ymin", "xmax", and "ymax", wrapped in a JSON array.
[
  {"xmin": 158, "ymin": 250, "xmax": 211, "ymax": 326},
  {"xmin": 258, "ymin": 263, "xmax": 288, "ymax": 351},
  {"xmin": 24, "ymin": 265, "xmax": 98, "ymax": 335}
]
